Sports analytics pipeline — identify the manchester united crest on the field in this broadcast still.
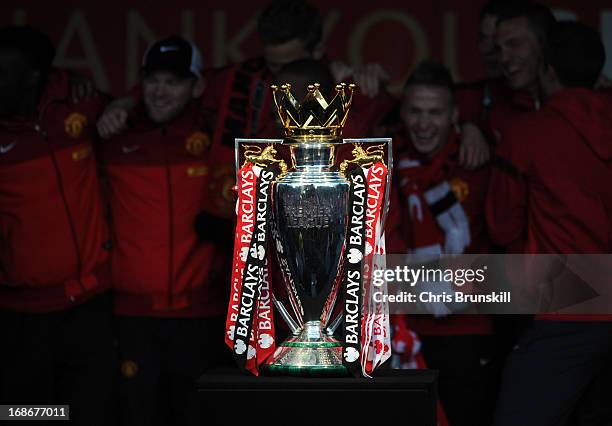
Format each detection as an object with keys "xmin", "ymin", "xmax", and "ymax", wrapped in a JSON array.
[
  {"xmin": 185, "ymin": 131, "xmax": 211, "ymax": 157},
  {"xmin": 64, "ymin": 113, "xmax": 88, "ymax": 138},
  {"xmin": 120, "ymin": 360, "xmax": 139, "ymax": 379}
]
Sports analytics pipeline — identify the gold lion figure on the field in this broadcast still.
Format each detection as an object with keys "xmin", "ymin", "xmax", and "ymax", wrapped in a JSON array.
[
  {"xmin": 242, "ymin": 145, "xmax": 288, "ymax": 174},
  {"xmin": 339, "ymin": 143, "xmax": 386, "ymax": 175}
]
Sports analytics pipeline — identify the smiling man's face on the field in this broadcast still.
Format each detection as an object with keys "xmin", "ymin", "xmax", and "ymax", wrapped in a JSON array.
[
  {"xmin": 142, "ymin": 71, "xmax": 198, "ymax": 124},
  {"xmin": 401, "ymin": 85, "xmax": 458, "ymax": 158},
  {"xmin": 495, "ymin": 17, "xmax": 542, "ymax": 93}
]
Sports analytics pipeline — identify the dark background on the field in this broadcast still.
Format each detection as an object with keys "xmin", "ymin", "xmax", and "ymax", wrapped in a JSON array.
[{"xmin": 1, "ymin": 1, "xmax": 610, "ymax": 95}]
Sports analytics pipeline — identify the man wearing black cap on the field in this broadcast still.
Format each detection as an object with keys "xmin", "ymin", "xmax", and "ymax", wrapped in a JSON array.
[
  {"xmin": 139, "ymin": 36, "xmax": 205, "ymax": 123},
  {"xmin": 97, "ymin": 35, "xmax": 233, "ymax": 426}
]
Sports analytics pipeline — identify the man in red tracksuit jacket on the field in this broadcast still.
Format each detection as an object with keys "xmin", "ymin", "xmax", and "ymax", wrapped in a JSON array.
[
  {"xmin": 0, "ymin": 27, "xmax": 114, "ymax": 425},
  {"xmin": 456, "ymin": 2, "xmax": 556, "ymax": 146},
  {"xmin": 98, "ymin": 36, "xmax": 233, "ymax": 426},
  {"xmin": 454, "ymin": 1, "xmax": 558, "ymax": 367},
  {"xmin": 487, "ymin": 22, "xmax": 612, "ymax": 426},
  {"xmin": 392, "ymin": 60, "xmax": 495, "ymax": 426}
]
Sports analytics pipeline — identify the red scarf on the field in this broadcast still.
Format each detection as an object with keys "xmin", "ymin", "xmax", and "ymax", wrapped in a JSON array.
[{"xmin": 396, "ymin": 133, "xmax": 470, "ymax": 255}]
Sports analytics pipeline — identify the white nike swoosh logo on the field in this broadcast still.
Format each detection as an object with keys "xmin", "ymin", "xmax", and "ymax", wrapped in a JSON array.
[
  {"xmin": 160, "ymin": 46, "xmax": 180, "ymax": 53},
  {"xmin": 122, "ymin": 145, "xmax": 140, "ymax": 154},
  {"xmin": 0, "ymin": 142, "xmax": 16, "ymax": 154}
]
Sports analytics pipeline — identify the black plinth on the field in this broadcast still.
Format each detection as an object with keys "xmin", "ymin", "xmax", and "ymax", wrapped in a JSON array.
[{"xmin": 197, "ymin": 368, "xmax": 438, "ymax": 426}]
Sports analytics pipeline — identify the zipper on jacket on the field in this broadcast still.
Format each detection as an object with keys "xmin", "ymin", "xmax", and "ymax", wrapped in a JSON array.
[
  {"xmin": 162, "ymin": 127, "xmax": 174, "ymax": 309},
  {"xmin": 39, "ymin": 123, "xmax": 86, "ymax": 297}
]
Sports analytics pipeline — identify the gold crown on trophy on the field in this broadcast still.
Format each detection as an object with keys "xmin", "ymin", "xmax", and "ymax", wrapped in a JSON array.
[{"xmin": 271, "ymin": 82, "xmax": 356, "ymax": 141}]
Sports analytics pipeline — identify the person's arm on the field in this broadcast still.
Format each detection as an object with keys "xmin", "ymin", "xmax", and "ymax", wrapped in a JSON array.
[
  {"xmin": 485, "ymin": 123, "xmax": 529, "ymax": 247},
  {"xmin": 329, "ymin": 61, "xmax": 390, "ymax": 98},
  {"xmin": 454, "ymin": 83, "xmax": 493, "ymax": 170},
  {"xmin": 459, "ymin": 122, "xmax": 490, "ymax": 170},
  {"xmin": 96, "ymin": 95, "xmax": 137, "ymax": 139}
]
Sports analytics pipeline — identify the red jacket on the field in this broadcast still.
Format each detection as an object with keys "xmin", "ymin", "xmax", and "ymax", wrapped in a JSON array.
[
  {"xmin": 0, "ymin": 70, "xmax": 110, "ymax": 312},
  {"xmin": 456, "ymin": 78, "xmax": 539, "ymax": 144},
  {"xmin": 393, "ymin": 131, "xmax": 493, "ymax": 335},
  {"xmin": 99, "ymin": 100, "xmax": 233, "ymax": 317},
  {"xmin": 487, "ymin": 88, "xmax": 612, "ymax": 320},
  {"xmin": 487, "ymin": 88, "xmax": 612, "ymax": 253}
]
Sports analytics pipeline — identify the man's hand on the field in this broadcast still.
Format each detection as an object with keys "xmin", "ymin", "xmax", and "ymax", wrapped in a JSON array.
[
  {"xmin": 459, "ymin": 122, "xmax": 490, "ymax": 170},
  {"xmin": 353, "ymin": 64, "xmax": 390, "ymax": 98},
  {"xmin": 329, "ymin": 60, "xmax": 353, "ymax": 83},
  {"xmin": 96, "ymin": 97, "xmax": 136, "ymax": 139},
  {"xmin": 329, "ymin": 61, "xmax": 390, "ymax": 98}
]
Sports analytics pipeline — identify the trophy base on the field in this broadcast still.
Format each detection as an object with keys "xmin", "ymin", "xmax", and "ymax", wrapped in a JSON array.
[{"xmin": 263, "ymin": 321, "xmax": 348, "ymax": 376}]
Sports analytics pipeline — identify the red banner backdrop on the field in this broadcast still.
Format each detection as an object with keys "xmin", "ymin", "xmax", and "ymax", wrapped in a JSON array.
[{"xmin": 2, "ymin": 1, "xmax": 610, "ymax": 94}]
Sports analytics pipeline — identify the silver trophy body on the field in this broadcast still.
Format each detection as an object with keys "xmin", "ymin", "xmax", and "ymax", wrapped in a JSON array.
[{"xmin": 267, "ymin": 141, "xmax": 348, "ymax": 374}]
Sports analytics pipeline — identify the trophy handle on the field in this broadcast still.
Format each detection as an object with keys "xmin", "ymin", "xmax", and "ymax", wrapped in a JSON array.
[
  {"xmin": 326, "ymin": 313, "xmax": 343, "ymax": 336},
  {"xmin": 272, "ymin": 293, "xmax": 300, "ymax": 336}
]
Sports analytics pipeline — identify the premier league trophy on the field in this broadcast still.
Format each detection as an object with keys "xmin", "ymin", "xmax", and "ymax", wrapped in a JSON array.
[{"xmin": 225, "ymin": 82, "xmax": 392, "ymax": 377}]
